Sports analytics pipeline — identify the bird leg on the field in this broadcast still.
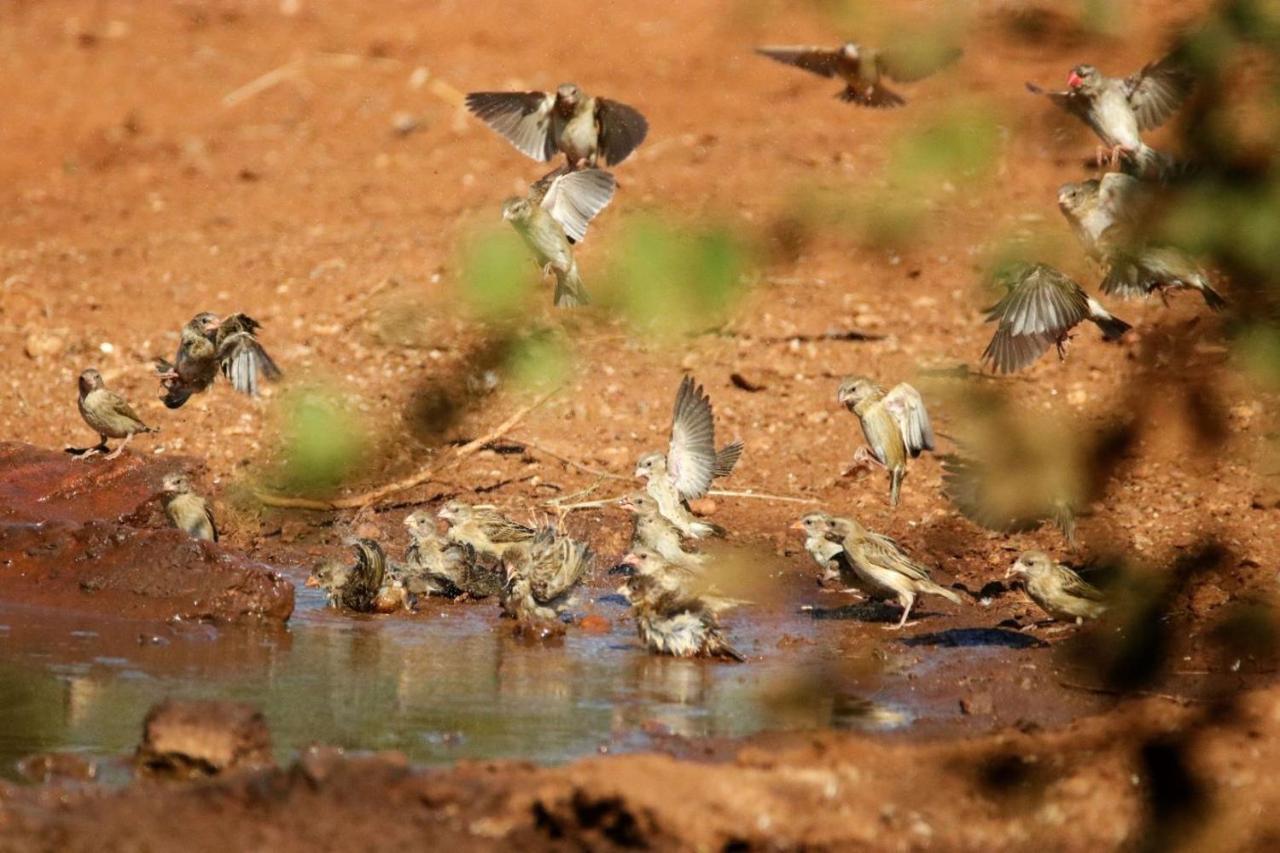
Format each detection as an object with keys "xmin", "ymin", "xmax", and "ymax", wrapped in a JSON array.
[
  {"xmin": 104, "ymin": 433, "xmax": 132, "ymax": 461},
  {"xmin": 1055, "ymin": 333, "xmax": 1073, "ymax": 361},
  {"xmin": 841, "ymin": 446, "xmax": 881, "ymax": 477},
  {"xmin": 73, "ymin": 439, "xmax": 108, "ymax": 460},
  {"xmin": 885, "ymin": 593, "xmax": 916, "ymax": 630},
  {"xmin": 1094, "ymin": 145, "xmax": 1108, "ymax": 169}
]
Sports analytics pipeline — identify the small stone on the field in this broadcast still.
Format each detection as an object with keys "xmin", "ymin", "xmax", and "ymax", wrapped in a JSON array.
[
  {"xmin": 24, "ymin": 330, "xmax": 66, "ymax": 359},
  {"xmin": 959, "ymin": 692, "xmax": 994, "ymax": 715},
  {"xmin": 135, "ymin": 699, "xmax": 272, "ymax": 777}
]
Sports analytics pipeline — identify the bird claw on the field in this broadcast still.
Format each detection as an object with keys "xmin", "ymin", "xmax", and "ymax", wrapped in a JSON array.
[{"xmin": 841, "ymin": 447, "xmax": 878, "ymax": 477}]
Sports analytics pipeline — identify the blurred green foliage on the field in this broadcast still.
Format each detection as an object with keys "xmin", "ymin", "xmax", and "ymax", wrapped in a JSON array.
[
  {"xmin": 504, "ymin": 329, "xmax": 571, "ymax": 392},
  {"xmin": 598, "ymin": 216, "xmax": 751, "ymax": 336},
  {"xmin": 270, "ymin": 383, "xmax": 369, "ymax": 495},
  {"xmin": 457, "ymin": 226, "xmax": 535, "ymax": 324}
]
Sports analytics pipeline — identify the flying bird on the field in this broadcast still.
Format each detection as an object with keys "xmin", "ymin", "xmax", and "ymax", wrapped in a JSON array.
[
  {"xmin": 634, "ymin": 376, "xmax": 743, "ymax": 539},
  {"xmin": 161, "ymin": 473, "xmax": 217, "ymax": 542},
  {"xmin": 756, "ymin": 41, "xmax": 961, "ymax": 107},
  {"xmin": 1026, "ymin": 54, "xmax": 1193, "ymax": 176},
  {"xmin": 837, "ymin": 376, "xmax": 935, "ymax": 507},
  {"xmin": 156, "ymin": 312, "xmax": 280, "ymax": 409},
  {"xmin": 465, "ymin": 83, "xmax": 647, "ymax": 168},
  {"xmin": 502, "ymin": 165, "xmax": 616, "ymax": 307},
  {"xmin": 1007, "ymin": 550, "xmax": 1106, "ymax": 623},
  {"xmin": 75, "ymin": 368, "xmax": 157, "ymax": 460},
  {"xmin": 981, "ymin": 263, "xmax": 1131, "ymax": 374}
]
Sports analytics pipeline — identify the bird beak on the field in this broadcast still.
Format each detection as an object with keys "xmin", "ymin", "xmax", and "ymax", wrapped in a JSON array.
[
  {"xmin": 304, "ymin": 575, "xmax": 320, "ymax": 588},
  {"xmin": 608, "ymin": 563, "xmax": 635, "ymax": 576},
  {"xmin": 437, "ymin": 508, "xmax": 452, "ymax": 521},
  {"xmin": 1066, "ymin": 71, "xmax": 1084, "ymax": 88},
  {"xmin": 789, "ymin": 520, "xmax": 806, "ymax": 532},
  {"xmin": 616, "ymin": 497, "xmax": 634, "ymax": 511},
  {"xmin": 1005, "ymin": 562, "xmax": 1022, "ymax": 579}
]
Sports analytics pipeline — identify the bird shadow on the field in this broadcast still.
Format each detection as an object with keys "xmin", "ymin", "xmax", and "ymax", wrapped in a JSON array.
[
  {"xmin": 902, "ymin": 627, "xmax": 1048, "ymax": 649},
  {"xmin": 804, "ymin": 602, "xmax": 902, "ymax": 623}
]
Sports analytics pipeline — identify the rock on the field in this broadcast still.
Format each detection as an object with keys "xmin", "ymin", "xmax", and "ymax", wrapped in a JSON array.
[
  {"xmin": 136, "ymin": 700, "xmax": 273, "ymax": 777},
  {"xmin": 959, "ymin": 692, "xmax": 994, "ymax": 716},
  {"xmin": 578, "ymin": 614, "xmax": 611, "ymax": 634},
  {"xmin": 23, "ymin": 330, "xmax": 66, "ymax": 360}
]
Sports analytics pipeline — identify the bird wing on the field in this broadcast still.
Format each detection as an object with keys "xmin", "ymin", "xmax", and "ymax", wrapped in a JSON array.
[
  {"xmin": 530, "ymin": 536, "xmax": 591, "ymax": 602},
  {"xmin": 1125, "ymin": 55, "xmax": 1193, "ymax": 131},
  {"xmin": 981, "ymin": 328, "xmax": 1057, "ymax": 375},
  {"xmin": 1057, "ymin": 565, "xmax": 1105, "ymax": 601},
  {"xmin": 667, "ymin": 376, "xmax": 718, "ymax": 501},
  {"xmin": 712, "ymin": 441, "xmax": 743, "ymax": 479},
  {"xmin": 104, "ymin": 391, "xmax": 149, "ymax": 430},
  {"xmin": 595, "ymin": 98, "xmax": 649, "ymax": 166},
  {"xmin": 217, "ymin": 331, "xmax": 281, "ymax": 396},
  {"xmin": 1025, "ymin": 81, "xmax": 1094, "ymax": 124},
  {"xmin": 465, "ymin": 91, "xmax": 557, "ymax": 161},
  {"xmin": 537, "ymin": 167, "xmax": 616, "ymax": 243},
  {"xmin": 203, "ymin": 501, "xmax": 219, "ymax": 542},
  {"xmin": 877, "ymin": 43, "xmax": 962, "ymax": 83},
  {"xmin": 756, "ymin": 46, "xmax": 844, "ymax": 78},
  {"xmin": 992, "ymin": 265, "xmax": 1089, "ymax": 338},
  {"xmin": 882, "ymin": 383, "xmax": 935, "ymax": 457},
  {"xmin": 857, "ymin": 532, "xmax": 932, "ymax": 581}
]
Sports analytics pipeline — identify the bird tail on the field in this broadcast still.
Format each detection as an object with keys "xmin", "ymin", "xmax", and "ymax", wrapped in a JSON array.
[
  {"xmin": 840, "ymin": 84, "xmax": 904, "ymax": 108},
  {"xmin": 553, "ymin": 262, "xmax": 590, "ymax": 308},
  {"xmin": 1123, "ymin": 145, "xmax": 1179, "ymax": 181},
  {"xmin": 161, "ymin": 384, "xmax": 194, "ymax": 409},
  {"xmin": 923, "ymin": 581, "xmax": 963, "ymax": 605},
  {"xmin": 713, "ymin": 441, "xmax": 744, "ymax": 478},
  {"xmin": 1101, "ymin": 258, "xmax": 1150, "ymax": 300},
  {"xmin": 1085, "ymin": 298, "xmax": 1132, "ymax": 341},
  {"xmin": 889, "ymin": 468, "xmax": 904, "ymax": 507},
  {"xmin": 713, "ymin": 634, "xmax": 746, "ymax": 662},
  {"xmin": 1196, "ymin": 281, "xmax": 1228, "ymax": 311}
]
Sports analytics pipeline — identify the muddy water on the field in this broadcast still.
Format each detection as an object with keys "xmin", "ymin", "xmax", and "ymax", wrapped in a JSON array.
[{"xmin": 0, "ymin": 572, "xmax": 938, "ymax": 780}]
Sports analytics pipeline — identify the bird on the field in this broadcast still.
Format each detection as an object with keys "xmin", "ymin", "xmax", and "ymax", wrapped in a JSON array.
[
  {"xmin": 502, "ymin": 165, "xmax": 616, "ymax": 307},
  {"xmin": 75, "ymin": 368, "xmax": 157, "ymax": 460},
  {"xmin": 1057, "ymin": 176, "xmax": 1226, "ymax": 309},
  {"xmin": 465, "ymin": 83, "xmax": 647, "ymax": 168},
  {"xmin": 981, "ymin": 263, "xmax": 1132, "ymax": 374},
  {"xmin": 837, "ymin": 376, "xmax": 935, "ymax": 507},
  {"xmin": 402, "ymin": 510, "xmax": 504, "ymax": 599},
  {"xmin": 790, "ymin": 511, "xmax": 869, "ymax": 594},
  {"xmin": 617, "ymin": 492, "xmax": 706, "ymax": 572},
  {"xmin": 305, "ymin": 539, "xmax": 388, "ymax": 613},
  {"xmin": 824, "ymin": 516, "xmax": 962, "ymax": 629},
  {"xmin": 940, "ymin": 452, "xmax": 1079, "ymax": 546},
  {"xmin": 634, "ymin": 376, "xmax": 743, "ymax": 539},
  {"xmin": 437, "ymin": 501, "xmax": 538, "ymax": 560},
  {"xmin": 160, "ymin": 473, "xmax": 217, "ymax": 542},
  {"xmin": 756, "ymin": 42, "xmax": 961, "ymax": 107},
  {"xmin": 156, "ymin": 312, "xmax": 281, "ymax": 409},
  {"xmin": 1026, "ymin": 54, "xmax": 1193, "ymax": 176},
  {"xmin": 1007, "ymin": 551, "xmax": 1106, "ymax": 623},
  {"xmin": 611, "ymin": 550, "xmax": 745, "ymax": 661},
  {"xmin": 500, "ymin": 528, "xmax": 592, "ymax": 631}
]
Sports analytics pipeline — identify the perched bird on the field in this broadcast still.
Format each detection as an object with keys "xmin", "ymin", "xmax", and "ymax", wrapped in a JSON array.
[
  {"xmin": 465, "ymin": 83, "xmax": 648, "ymax": 168},
  {"xmin": 402, "ymin": 510, "xmax": 504, "ymax": 599},
  {"xmin": 1007, "ymin": 550, "xmax": 1106, "ymax": 623},
  {"xmin": 825, "ymin": 516, "xmax": 962, "ymax": 629},
  {"xmin": 981, "ymin": 263, "xmax": 1131, "ymax": 374},
  {"xmin": 790, "ymin": 512, "xmax": 867, "ymax": 593},
  {"xmin": 75, "ymin": 368, "xmax": 156, "ymax": 460},
  {"xmin": 756, "ymin": 42, "xmax": 961, "ymax": 107},
  {"xmin": 617, "ymin": 492, "xmax": 705, "ymax": 572},
  {"xmin": 502, "ymin": 166, "xmax": 616, "ymax": 307},
  {"xmin": 1026, "ymin": 55, "xmax": 1193, "ymax": 176},
  {"xmin": 437, "ymin": 501, "xmax": 538, "ymax": 559},
  {"xmin": 837, "ymin": 376, "xmax": 935, "ymax": 507},
  {"xmin": 634, "ymin": 376, "xmax": 743, "ymax": 539},
  {"xmin": 1058, "ymin": 176, "xmax": 1226, "ymax": 309},
  {"xmin": 160, "ymin": 473, "xmax": 217, "ymax": 542},
  {"xmin": 500, "ymin": 528, "xmax": 592, "ymax": 630},
  {"xmin": 156, "ymin": 312, "xmax": 281, "ymax": 409},
  {"xmin": 306, "ymin": 539, "xmax": 388, "ymax": 613},
  {"xmin": 612, "ymin": 550, "xmax": 744, "ymax": 661}
]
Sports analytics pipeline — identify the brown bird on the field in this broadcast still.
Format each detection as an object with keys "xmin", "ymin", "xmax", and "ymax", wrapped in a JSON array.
[
  {"xmin": 825, "ymin": 516, "xmax": 962, "ymax": 629},
  {"xmin": 634, "ymin": 376, "xmax": 743, "ymax": 539},
  {"xmin": 617, "ymin": 492, "xmax": 705, "ymax": 572},
  {"xmin": 157, "ymin": 312, "xmax": 281, "ymax": 409},
  {"xmin": 790, "ymin": 512, "xmax": 868, "ymax": 594},
  {"xmin": 837, "ymin": 376, "xmax": 934, "ymax": 506},
  {"xmin": 161, "ymin": 473, "xmax": 217, "ymax": 542},
  {"xmin": 1007, "ymin": 550, "xmax": 1106, "ymax": 623},
  {"xmin": 981, "ymin": 263, "xmax": 1131, "ymax": 374},
  {"xmin": 1026, "ymin": 55, "xmax": 1192, "ymax": 176},
  {"xmin": 500, "ymin": 528, "xmax": 592, "ymax": 630},
  {"xmin": 466, "ymin": 83, "xmax": 647, "ymax": 168},
  {"xmin": 613, "ymin": 550, "xmax": 744, "ymax": 661},
  {"xmin": 756, "ymin": 42, "xmax": 960, "ymax": 107},
  {"xmin": 306, "ymin": 539, "xmax": 387, "ymax": 613},
  {"xmin": 402, "ymin": 510, "xmax": 504, "ymax": 599},
  {"xmin": 502, "ymin": 165, "xmax": 615, "ymax": 307},
  {"xmin": 75, "ymin": 369, "xmax": 156, "ymax": 460},
  {"xmin": 437, "ymin": 501, "xmax": 538, "ymax": 560}
]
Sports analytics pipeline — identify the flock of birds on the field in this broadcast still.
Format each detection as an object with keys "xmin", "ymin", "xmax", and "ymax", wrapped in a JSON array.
[{"xmin": 66, "ymin": 37, "xmax": 1218, "ymax": 661}]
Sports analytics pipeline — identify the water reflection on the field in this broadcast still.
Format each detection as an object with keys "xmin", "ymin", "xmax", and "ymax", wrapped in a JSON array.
[{"xmin": 0, "ymin": 583, "xmax": 914, "ymax": 781}]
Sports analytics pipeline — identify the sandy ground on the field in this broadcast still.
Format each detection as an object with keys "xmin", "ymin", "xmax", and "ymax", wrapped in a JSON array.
[{"xmin": 2, "ymin": 0, "xmax": 1279, "ymax": 848}]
